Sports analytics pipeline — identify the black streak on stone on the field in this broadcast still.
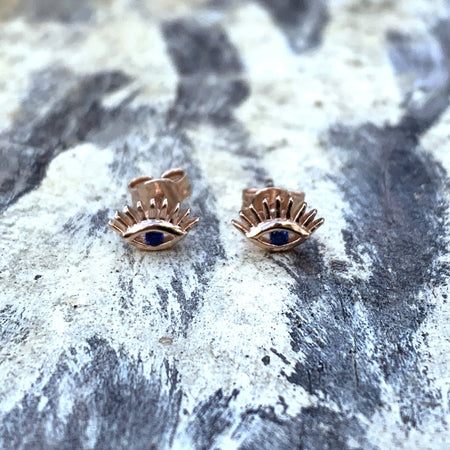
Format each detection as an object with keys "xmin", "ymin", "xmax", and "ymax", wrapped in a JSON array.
[
  {"xmin": 118, "ymin": 275, "xmax": 134, "ymax": 306},
  {"xmin": 257, "ymin": 0, "xmax": 329, "ymax": 53},
  {"xmin": 24, "ymin": 71, "xmax": 131, "ymax": 150},
  {"xmin": 0, "ymin": 142, "xmax": 48, "ymax": 214},
  {"xmin": 162, "ymin": 19, "xmax": 249, "ymax": 123},
  {"xmin": 17, "ymin": 0, "xmax": 94, "ymax": 23},
  {"xmin": 270, "ymin": 348, "xmax": 290, "ymax": 365},
  {"xmin": 388, "ymin": 19, "xmax": 450, "ymax": 134},
  {"xmin": 187, "ymin": 388, "xmax": 239, "ymax": 450},
  {"xmin": 280, "ymin": 18, "xmax": 450, "ymax": 437},
  {"xmin": 0, "ymin": 69, "xmax": 132, "ymax": 213},
  {"xmin": 62, "ymin": 212, "xmax": 86, "ymax": 235},
  {"xmin": 61, "ymin": 208, "xmax": 111, "ymax": 255},
  {"xmin": 277, "ymin": 396, "xmax": 288, "ymax": 414},
  {"xmin": 235, "ymin": 405, "xmax": 369, "ymax": 450},
  {"xmin": 162, "ymin": 14, "xmax": 270, "ymax": 202},
  {"xmin": 0, "ymin": 337, "xmax": 183, "ymax": 449},
  {"xmin": 156, "ymin": 285, "xmax": 170, "ymax": 320},
  {"xmin": 281, "ymin": 141, "xmax": 445, "ymax": 422},
  {"xmin": 88, "ymin": 208, "xmax": 110, "ymax": 237},
  {"xmin": 162, "ymin": 12, "xmax": 270, "ymax": 187},
  {"xmin": 170, "ymin": 275, "xmax": 197, "ymax": 334},
  {"xmin": 162, "ymin": 19, "xmax": 243, "ymax": 75},
  {"xmin": 0, "ymin": 304, "xmax": 30, "ymax": 348}
]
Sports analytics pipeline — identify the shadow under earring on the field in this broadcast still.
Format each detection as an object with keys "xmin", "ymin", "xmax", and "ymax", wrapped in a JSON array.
[
  {"xmin": 232, "ymin": 180, "xmax": 324, "ymax": 252},
  {"xmin": 109, "ymin": 168, "xmax": 199, "ymax": 251}
]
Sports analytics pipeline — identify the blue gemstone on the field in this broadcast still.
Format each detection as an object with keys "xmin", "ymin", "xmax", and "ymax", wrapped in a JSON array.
[
  {"xmin": 145, "ymin": 231, "xmax": 164, "ymax": 247},
  {"xmin": 270, "ymin": 230, "xmax": 289, "ymax": 246}
]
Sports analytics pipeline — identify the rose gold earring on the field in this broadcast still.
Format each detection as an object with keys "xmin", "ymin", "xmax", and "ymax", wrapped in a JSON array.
[
  {"xmin": 109, "ymin": 168, "xmax": 199, "ymax": 251},
  {"xmin": 232, "ymin": 179, "xmax": 324, "ymax": 252}
]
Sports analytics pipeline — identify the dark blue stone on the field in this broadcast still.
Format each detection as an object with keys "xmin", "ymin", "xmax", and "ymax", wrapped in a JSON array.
[
  {"xmin": 145, "ymin": 231, "xmax": 164, "ymax": 247},
  {"xmin": 270, "ymin": 230, "xmax": 289, "ymax": 246}
]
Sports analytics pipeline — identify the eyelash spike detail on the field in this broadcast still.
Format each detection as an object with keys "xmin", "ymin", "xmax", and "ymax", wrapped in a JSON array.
[
  {"xmin": 109, "ymin": 199, "xmax": 199, "ymax": 235},
  {"xmin": 232, "ymin": 186, "xmax": 324, "ymax": 252},
  {"xmin": 109, "ymin": 169, "xmax": 200, "ymax": 251}
]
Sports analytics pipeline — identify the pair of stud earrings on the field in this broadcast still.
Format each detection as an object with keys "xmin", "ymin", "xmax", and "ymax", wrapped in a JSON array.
[{"xmin": 109, "ymin": 168, "xmax": 324, "ymax": 252}]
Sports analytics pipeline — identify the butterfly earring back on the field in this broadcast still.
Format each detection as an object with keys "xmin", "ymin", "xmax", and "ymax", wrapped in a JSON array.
[
  {"xmin": 109, "ymin": 168, "xmax": 199, "ymax": 250},
  {"xmin": 232, "ymin": 179, "xmax": 324, "ymax": 252}
]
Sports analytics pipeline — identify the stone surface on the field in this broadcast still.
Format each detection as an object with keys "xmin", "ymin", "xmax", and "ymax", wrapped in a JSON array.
[{"xmin": 0, "ymin": 1, "xmax": 449, "ymax": 449}]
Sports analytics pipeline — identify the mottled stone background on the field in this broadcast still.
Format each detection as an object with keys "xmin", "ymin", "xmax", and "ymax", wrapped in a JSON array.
[{"xmin": 0, "ymin": 0, "xmax": 449, "ymax": 449}]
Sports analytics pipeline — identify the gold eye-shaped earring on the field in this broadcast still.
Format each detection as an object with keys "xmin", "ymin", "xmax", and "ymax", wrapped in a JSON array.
[
  {"xmin": 232, "ymin": 180, "xmax": 324, "ymax": 252},
  {"xmin": 109, "ymin": 168, "xmax": 199, "ymax": 251}
]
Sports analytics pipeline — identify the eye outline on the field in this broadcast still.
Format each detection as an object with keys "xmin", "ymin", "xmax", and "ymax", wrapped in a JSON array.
[
  {"xmin": 123, "ymin": 219, "xmax": 187, "ymax": 250},
  {"xmin": 246, "ymin": 220, "xmax": 310, "ymax": 251},
  {"xmin": 109, "ymin": 198, "xmax": 199, "ymax": 251},
  {"xmin": 232, "ymin": 192, "xmax": 324, "ymax": 252}
]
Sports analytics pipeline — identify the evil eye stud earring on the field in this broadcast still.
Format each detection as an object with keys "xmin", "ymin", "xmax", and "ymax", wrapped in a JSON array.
[
  {"xmin": 232, "ymin": 180, "xmax": 324, "ymax": 252},
  {"xmin": 109, "ymin": 168, "xmax": 199, "ymax": 250}
]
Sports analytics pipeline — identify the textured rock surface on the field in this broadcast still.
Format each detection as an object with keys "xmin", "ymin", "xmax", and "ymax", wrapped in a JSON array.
[{"xmin": 0, "ymin": 0, "xmax": 449, "ymax": 448}]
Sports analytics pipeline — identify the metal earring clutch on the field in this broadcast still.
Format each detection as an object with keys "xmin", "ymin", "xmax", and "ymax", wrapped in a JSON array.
[
  {"xmin": 109, "ymin": 168, "xmax": 199, "ymax": 251},
  {"xmin": 232, "ymin": 180, "xmax": 324, "ymax": 252}
]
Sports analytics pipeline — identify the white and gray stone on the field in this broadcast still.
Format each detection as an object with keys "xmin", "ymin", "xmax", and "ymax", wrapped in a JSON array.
[{"xmin": 0, "ymin": 0, "xmax": 449, "ymax": 449}]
